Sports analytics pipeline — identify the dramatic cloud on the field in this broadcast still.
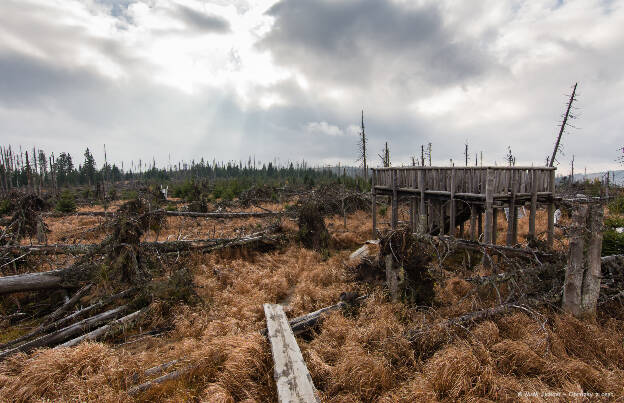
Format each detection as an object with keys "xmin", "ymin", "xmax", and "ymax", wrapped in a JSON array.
[
  {"xmin": 0, "ymin": 0, "xmax": 623, "ymax": 174},
  {"xmin": 175, "ymin": 4, "xmax": 230, "ymax": 33}
]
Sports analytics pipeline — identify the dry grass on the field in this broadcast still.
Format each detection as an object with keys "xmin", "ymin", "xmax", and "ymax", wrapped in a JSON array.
[{"xmin": 1, "ymin": 202, "xmax": 624, "ymax": 402}]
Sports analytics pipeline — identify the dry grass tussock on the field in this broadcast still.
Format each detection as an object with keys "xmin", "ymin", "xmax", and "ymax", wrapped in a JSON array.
[{"xmin": 1, "ymin": 206, "xmax": 624, "ymax": 402}]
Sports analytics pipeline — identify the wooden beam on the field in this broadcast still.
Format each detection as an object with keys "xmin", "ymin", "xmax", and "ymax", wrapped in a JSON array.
[
  {"xmin": 449, "ymin": 168, "xmax": 456, "ymax": 236},
  {"xmin": 391, "ymin": 169, "xmax": 398, "ymax": 230},
  {"xmin": 547, "ymin": 170, "xmax": 556, "ymax": 248},
  {"xmin": 484, "ymin": 168, "xmax": 494, "ymax": 244},
  {"xmin": 529, "ymin": 169, "xmax": 538, "ymax": 241},
  {"xmin": 263, "ymin": 304, "xmax": 320, "ymax": 403},
  {"xmin": 470, "ymin": 205, "xmax": 477, "ymax": 241},
  {"xmin": 418, "ymin": 170, "xmax": 426, "ymax": 234}
]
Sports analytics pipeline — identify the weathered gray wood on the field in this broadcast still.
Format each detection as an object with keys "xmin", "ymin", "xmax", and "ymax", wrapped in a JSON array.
[
  {"xmin": 128, "ymin": 367, "xmax": 190, "ymax": 396},
  {"xmin": 42, "ymin": 283, "xmax": 92, "ymax": 327},
  {"xmin": 0, "ymin": 269, "xmax": 67, "ymax": 295},
  {"xmin": 562, "ymin": 202, "xmax": 604, "ymax": 318},
  {"xmin": 449, "ymin": 169, "xmax": 456, "ymax": 236},
  {"xmin": 529, "ymin": 169, "xmax": 538, "ymax": 241},
  {"xmin": 371, "ymin": 187, "xmax": 377, "ymax": 238},
  {"xmin": 470, "ymin": 205, "xmax": 477, "ymax": 241},
  {"xmin": 0, "ymin": 306, "xmax": 128, "ymax": 359},
  {"xmin": 484, "ymin": 169, "xmax": 494, "ymax": 244},
  {"xmin": 410, "ymin": 197, "xmax": 416, "ymax": 232},
  {"xmin": 492, "ymin": 208, "xmax": 498, "ymax": 245},
  {"xmin": 60, "ymin": 309, "xmax": 142, "ymax": 347},
  {"xmin": 263, "ymin": 304, "xmax": 320, "ymax": 403},
  {"xmin": 547, "ymin": 170, "xmax": 556, "ymax": 247},
  {"xmin": 391, "ymin": 169, "xmax": 398, "ymax": 230},
  {"xmin": 418, "ymin": 170, "xmax": 426, "ymax": 234}
]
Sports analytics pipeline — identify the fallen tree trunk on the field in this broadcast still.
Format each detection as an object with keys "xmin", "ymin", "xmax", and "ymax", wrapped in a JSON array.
[
  {"xmin": 41, "ymin": 283, "xmax": 92, "ymax": 326},
  {"xmin": 0, "ymin": 288, "xmax": 135, "ymax": 350},
  {"xmin": 0, "ymin": 228, "xmax": 281, "ymax": 256},
  {"xmin": 60, "ymin": 309, "xmax": 142, "ymax": 347},
  {"xmin": 42, "ymin": 209, "xmax": 287, "ymax": 219},
  {"xmin": 411, "ymin": 233, "xmax": 556, "ymax": 263},
  {"xmin": 128, "ymin": 367, "xmax": 192, "ymax": 396},
  {"xmin": 163, "ymin": 210, "xmax": 286, "ymax": 218},
  {"xmin": 406, "ymin": 304, "xmax": 514, "ymax": 341},
  {"xmin": 0, "ymin": 305, "xmax": 128, "ymax": 359},
  {"xmin": 0, "ymin": 269, "xmax": 71, "ymax": 295},
  {"xmin": 261, "ymin": 295, "xmax": 367, "ymax": 336}
]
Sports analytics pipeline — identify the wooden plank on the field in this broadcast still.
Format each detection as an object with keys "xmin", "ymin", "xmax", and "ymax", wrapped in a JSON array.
[
  {"xmin": 418, "ymin": 170, "xmax": 426, "ymax": 234},
  {"xmin": 528, "ymin": 169, "xmax": 538, "ymax": 241},
  {"xmin": 391, "ymin": 169, "xmax": 398, "ymax": 230},
  {"xmin": 470, "ymin": 205, "xmax": 477, "ymax": 241},
  {"xmin": 371, "ymin": 172, "xmax": 377, "ymax": 238},
  {"xmin": 484, "ymin": 169, "xmax": 494, "ymax": 244},
  {"xmin": 264, "ymin": 304, "xmax": 320, "ymax": 403},
  {"xmin": 547, "ymin": 169, "xmax": 556, "ymax": 247},
  {"xmin": 449, "ymin": 168, "xmax": 456, "ymax": 237}
]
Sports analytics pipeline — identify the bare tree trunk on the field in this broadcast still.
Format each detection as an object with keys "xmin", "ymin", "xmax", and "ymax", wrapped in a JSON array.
[{"xmin": 562, "ymin": 202, "xmax": 604, "ymax": 319}]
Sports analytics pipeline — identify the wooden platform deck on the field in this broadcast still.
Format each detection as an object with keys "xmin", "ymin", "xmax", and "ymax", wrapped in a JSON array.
[{"xmin": 371, "ymin": 166, "xmax": 557, "ymax": 246}]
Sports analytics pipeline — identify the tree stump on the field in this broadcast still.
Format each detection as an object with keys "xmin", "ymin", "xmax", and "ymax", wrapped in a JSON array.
[{"xmin": 562, "ymin": 202, "xmax": 604, "ymax": 319}]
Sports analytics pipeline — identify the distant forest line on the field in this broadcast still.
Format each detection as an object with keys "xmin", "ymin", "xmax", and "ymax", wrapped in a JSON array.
[{"xmin": 0, "ymin": 145, "xmax": 371, "ymax": 196}]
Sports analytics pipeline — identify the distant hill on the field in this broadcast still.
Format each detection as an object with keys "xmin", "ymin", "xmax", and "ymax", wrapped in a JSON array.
[{"xmin": 567, "ymin": 169, "xmax": 624, "ymax": 185}]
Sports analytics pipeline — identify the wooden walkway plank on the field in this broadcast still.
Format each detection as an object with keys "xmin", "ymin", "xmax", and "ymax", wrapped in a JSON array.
[{"xmin": 263, "ymin": 303, "xmax": 320, "ymax": 403}]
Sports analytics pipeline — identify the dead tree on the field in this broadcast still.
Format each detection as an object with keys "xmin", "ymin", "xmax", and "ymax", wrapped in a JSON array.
[
  {"xmin": 358, "ymin": 110, "xmax": 368, "ymax": 180},
  {"xmin": 549, "ymin": 82, "xmax": 578, "ymax": 167},
  {"xmin": 562, "ymin": 201, "xmax": 603, "ymax": 318},
  {"xmin": 378, "ymin": 142, "xmax": 390, "ymax": 167}
]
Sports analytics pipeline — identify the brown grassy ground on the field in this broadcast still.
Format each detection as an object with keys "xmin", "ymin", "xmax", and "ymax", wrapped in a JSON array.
[{"xmin": 1, "ymin": 201, "xmax": 623, "ymax": 402}]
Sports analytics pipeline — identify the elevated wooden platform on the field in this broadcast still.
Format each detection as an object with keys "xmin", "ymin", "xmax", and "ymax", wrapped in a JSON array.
[{"xmin": 371, "ymin": 166, "xmax": 557, "ymax": 246}]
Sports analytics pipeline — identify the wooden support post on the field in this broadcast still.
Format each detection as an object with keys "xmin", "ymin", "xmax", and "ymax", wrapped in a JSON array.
[
  {"xmin": 528, "ymin": 170, "xmax": 538, "ymax": 241},
  {"xmin": 470, "ymin": 205, "xmax": 477, "ymax": 241},
  {"xmin": 492, "ymin": 208, "xmax": 498, "ymax": 245},
  {"xmin": 410, "ymin": 198, "xmax": 416, "ymax": 232},
  {"xmin": 484, "ymin": 169, "xmax": 494, "ymax": 244},
  {"xmin": 449, "ymin": 168, "xmax": 456, "ymax": 237},
  {"xmin": 477, "ymin": 211, "xmax": 483, "ymax": 240},
  {"xmin": 263, "ymin": 304, "xmax": 320, "ymax": 403},
  {"xmin": 562, "ymin": 202, "xmax": 604, "ymax": 319},
  {"xmin": 391, "ymin": 169, "xmax": 398, "ymax": 230},
  {"xmin": 418, "ymin": 170, "xmax": 426, "ymax": 234},
  {"xmin": 439, "ymin": 201, "xmax": 445, "ymax": 236},
  {"xmin": 507, "ymin": 170, "xmax": 517, "ymax": 246},
  {"xmin": 385, "ymin": 254, "xmax": 399, "ymax": 302},
  {"xmin": 547, "ymin": 169, "xmax": 556, "ymax": 248},
  {"xmin": 371, "ymin": 171, "xmax": 377, "ymax": 238}
]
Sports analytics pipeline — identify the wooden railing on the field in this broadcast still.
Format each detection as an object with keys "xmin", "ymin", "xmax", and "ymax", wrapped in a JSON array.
[{"xmin": 372, "ymin": 166, "xmax": 556, "ymax": 197}]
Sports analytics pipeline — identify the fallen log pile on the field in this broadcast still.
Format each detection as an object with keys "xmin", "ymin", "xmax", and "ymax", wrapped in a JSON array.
[{"xmin": 0, "ymin": 197, "xmax": 288, "ymax": 361}]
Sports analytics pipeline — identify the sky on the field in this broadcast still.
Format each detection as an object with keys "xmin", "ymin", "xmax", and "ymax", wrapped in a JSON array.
[{"xmin": 0, "ymin": 0, "xmax": 623, "ymax": 175}]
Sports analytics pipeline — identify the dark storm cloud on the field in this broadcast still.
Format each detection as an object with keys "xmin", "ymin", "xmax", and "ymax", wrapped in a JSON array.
[
  {"xmin": 261, "ymin": 0, "xmax": 491, "ymax": 88},
  {"xmin": 176, "ymin": 4, "xmax": 230, "ymax": 33},
  {"xmin": 0, "ymin": 51, "xmax": 105, "ymax": 107}
]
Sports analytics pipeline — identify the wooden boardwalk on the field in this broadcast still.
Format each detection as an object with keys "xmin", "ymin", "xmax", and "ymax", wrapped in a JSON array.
[
  {"xmin": 264, "ymin": 304, "xmax": 320, "ymax": 403},
  {"xmin": 371, "ymin": 166, "xmax": 557, "ymax": 246}
]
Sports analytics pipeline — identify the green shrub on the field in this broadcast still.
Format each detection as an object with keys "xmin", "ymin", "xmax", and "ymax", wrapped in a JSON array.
[
  {"xmin": 608, "ymin": 196, "xmax": 624, "ymax": 215},
  {"xmin": 0, "ymin": 199, "xmax": 13, "ymax": 215},
  {"xmin": 604, "ymin": 216, "xmax": 624, "ymax": 230},
  {"xmin": 121, "ymin": 190, "xmax": 138, "ymax": 200},
  {"xmin": 602, "ymin": 229, "xmax": 624, "ymax": 256},
  {"xmin": 56, "ymin": 190, "xmax": 76, "ymax": 213},
  {"xmin": 379, "ymin": 204, "xmax": 388, "ymax": 217},
  {"xmin": 165, "ymin": 203, "xmax": 177, "ymax": 212}
]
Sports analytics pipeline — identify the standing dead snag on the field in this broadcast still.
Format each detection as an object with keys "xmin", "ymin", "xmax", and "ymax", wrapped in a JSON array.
[{"xmin": 562, "ymin": 201, "xmax": 604, "ymax": 318}]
